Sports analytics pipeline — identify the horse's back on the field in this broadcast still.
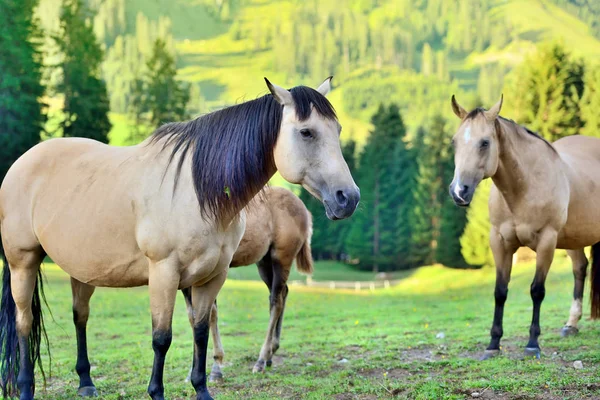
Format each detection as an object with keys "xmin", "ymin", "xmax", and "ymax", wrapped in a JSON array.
[
  {"xmin": 553, "ymin": 135, "xmax": 600, "ymax": 248},
  {"xmin": 554, "ymin": 135, "xmax": 600, "ymax": 162}
]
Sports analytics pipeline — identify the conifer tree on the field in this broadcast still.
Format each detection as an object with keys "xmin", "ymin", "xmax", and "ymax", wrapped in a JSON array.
[
  {"xmin": 54, "ymin": 0, "xmax": 111, "ymax": 143},
  {"xmin": 0, "ymin": 0, "xmax": 46, "ymax": 182},
  {"xmin": 504, "ymin": 42, "xmax": 584, "ymax": 142}
]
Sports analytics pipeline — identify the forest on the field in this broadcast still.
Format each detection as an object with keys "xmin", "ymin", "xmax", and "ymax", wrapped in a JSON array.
[{"xmin": 3, "ymin": 0, "xmax": 600, "ymax": 271}]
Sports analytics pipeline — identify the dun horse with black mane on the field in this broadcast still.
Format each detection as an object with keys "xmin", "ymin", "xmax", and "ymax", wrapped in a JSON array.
[
  {"xmin": 449, "ymin": 96, "xmax": 600, "ymax": 360},
  {"xmin": 0, "ymin": 77, "xmax": 359, "ymax": 400}
]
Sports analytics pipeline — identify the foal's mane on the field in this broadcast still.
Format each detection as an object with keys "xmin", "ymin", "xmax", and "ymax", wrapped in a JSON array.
[
  {"xmin": 149, "ymin": 86, "xmax": 337, "ymax": 221},
  {"xmin": 466, "ymin": 108, "xmax": 556, "ymax": 153}
]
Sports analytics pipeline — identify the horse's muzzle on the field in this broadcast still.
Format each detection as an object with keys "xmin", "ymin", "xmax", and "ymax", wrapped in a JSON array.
[
  {"xmin": 449, "ymin": 183, "xmax": 473, "ymax": 207},
  {"xmin": 324, "ymin": 185, "xmax": 360, "ymax": 220}
]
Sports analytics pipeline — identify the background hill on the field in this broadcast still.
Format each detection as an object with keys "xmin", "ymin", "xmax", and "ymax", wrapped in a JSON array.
[{"xmin": 36, "ymin": 0, "xmax": 600, "ymax": 146}]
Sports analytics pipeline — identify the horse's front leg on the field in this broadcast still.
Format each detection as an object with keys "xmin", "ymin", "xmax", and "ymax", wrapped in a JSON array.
[
  {"xmin": 190, "ymin": 271, "xmax": 227, "ymax": 400},
  {"xmin": 482, "ymin": 227, "xmax": 517, "ymax": 360},
  {"xmin": 524, "ymin": 230, "xmax": 558, "ymax": 359},
  {"xmin": 70, "ymin": 278, "xmax": 97, "ymax": 397},
  {"xmin": 147, "ymin": 260, "xmax": 180, "ymax": 400},
  {"xmin": 562, "ymin": 249, "xmax": 587, "ymax": 337}
]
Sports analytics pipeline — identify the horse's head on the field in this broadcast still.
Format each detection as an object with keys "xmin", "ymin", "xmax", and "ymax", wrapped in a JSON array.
[
  {"xmin": 265, "ymin": 77, "xmax": 360, "ymax": 220},
  {"xmin": 449, "ymin": 95, "xmax": 503, "ymax": 206}
]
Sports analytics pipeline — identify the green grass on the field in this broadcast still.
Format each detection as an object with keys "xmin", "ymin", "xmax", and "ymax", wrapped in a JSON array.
[{"xmin": 10, "ymin": 254, "xmax": 600, "ymax": 399}]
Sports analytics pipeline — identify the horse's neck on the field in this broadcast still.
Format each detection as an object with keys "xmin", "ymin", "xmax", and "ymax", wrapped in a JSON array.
[{"xmin": 491, "ymin": 119, "xmax": 558, "ymax": 205}]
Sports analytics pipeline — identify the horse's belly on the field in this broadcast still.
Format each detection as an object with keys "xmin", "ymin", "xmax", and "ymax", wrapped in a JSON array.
[{"xmin": 44, "ymin": 235, "xmax": 149, "ymax": 287}]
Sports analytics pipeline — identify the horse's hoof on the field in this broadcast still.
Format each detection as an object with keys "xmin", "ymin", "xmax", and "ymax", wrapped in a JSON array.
[
  {"xmin": 252, "ymin": 360, "xmax": 266, "ymax": 373},
  {"xmin": 480, "ymin": 349, "xmax": 500, "ymax": 361},
  {"xmin": 77, "ymin": 386, "xmax": 98, "ymax": 397},
  {"xmin": 561, "ymin": 325, "xmax": 579, "ymax": 337},
  {"xmin": 266, "ymin": 359, "xmax": 273, "ymax": 368},
  {"xmin": 523, "ymin": 347, "xmax": 541, "ymax": 359},
  {"xmin": 195, "ymin": 390, "xmax": 214, "ymax": 400},
  {"xmin": 209, "ymin": 371, "xmax": 224, "ymax": 383}
]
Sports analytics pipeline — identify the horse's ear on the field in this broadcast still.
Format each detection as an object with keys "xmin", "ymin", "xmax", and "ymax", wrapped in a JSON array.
[
  {"xmin": 316, "ymin": 76, "xmax": 333, "ymax": 97},
  {"xmin": 485, "ymin": 94, "xmax": 503, "ymax": 121},
  {"xmin": 265, "ymin": 77, "xmax": 293, "ymax": 106},
  {"xmin": 451, "ymin": 95, "xmax": 467, "ymax": 120}
]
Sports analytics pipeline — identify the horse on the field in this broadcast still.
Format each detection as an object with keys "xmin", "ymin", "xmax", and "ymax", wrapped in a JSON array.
[
  {"xmin": 181, "ymin": 185, "xmax": 313, "ymax": 382},
  {"xmin": 0, "ymin": 77, "xmax": 360, "ymax": 400},
  {"xmin": 448, "ymin": 95, "xmax": 600, "ymax": 360}
]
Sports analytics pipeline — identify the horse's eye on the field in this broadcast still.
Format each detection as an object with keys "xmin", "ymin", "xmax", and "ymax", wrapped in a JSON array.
[
  {"xmin": 299, "ymin": 129, "xmax": 313, "ymax": 139},
  {"xmin": 480, "ymin": 139, "xmax": 490, "ymax": 149}
]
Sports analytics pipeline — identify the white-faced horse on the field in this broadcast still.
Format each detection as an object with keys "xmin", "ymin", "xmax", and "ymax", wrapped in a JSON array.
[{"xmin": 0, "ymin": 77, "xmax": 359, "ymax": 399}]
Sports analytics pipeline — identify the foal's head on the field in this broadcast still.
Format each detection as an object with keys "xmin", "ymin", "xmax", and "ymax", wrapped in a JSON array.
[
  {"xmin": 448, "ymin": 95, "xmax": 503, "ymax": 206},
  {"xmin": 266, "ymin": 77, "xmax": 360, "ymax": 220}
]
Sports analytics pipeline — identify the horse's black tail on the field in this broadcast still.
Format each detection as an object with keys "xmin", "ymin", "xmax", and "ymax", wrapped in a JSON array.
[
  {"xmin": 0, "ymin": 231, "xmax": 49, "ymax": 397},
  {"xmin": 591, "ymin": 242, "xmax": 600, "ymax": 320}
]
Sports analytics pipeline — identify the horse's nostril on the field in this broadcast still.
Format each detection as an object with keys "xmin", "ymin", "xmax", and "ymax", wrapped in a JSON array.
[
  {"xmin": 336, "ymin": 190, "xmax": 348, "ymax": 207},
  {"xmin": 463, "ymin": 185, "xmax": 469, "ymax": 192}
]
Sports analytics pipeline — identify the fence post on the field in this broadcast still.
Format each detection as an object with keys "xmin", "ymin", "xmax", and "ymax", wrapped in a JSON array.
[
  {"xmin": 384, "ymin": 280, "xmax": 390, "ymax": 289},
  {"xmin": 329, "ymin": 281, "xmax": 335, "ymax": 289},
  {"xmin": 355, "ymin": 282, "xmax": 360, "ymax": 292}
]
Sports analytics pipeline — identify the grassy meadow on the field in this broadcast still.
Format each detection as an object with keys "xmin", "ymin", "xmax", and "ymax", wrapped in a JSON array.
[{"xmin": 17, "ymin": 254, "xmax": 600, "ymax": 399}]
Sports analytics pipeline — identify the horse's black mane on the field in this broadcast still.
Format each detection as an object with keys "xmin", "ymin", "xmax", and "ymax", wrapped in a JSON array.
[
  {"xmin": 150, "ymin": 86, "xmax": 337, "ymax": 222},
  {"xmin": 466, "ymin": 108, "xmax": 556, "ymax": 152}
]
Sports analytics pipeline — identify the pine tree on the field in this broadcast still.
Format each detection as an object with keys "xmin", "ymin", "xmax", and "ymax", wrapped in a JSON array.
[
  {"xmin": 0, "ymin": 0, "xmax": 46, "ymax": 183},
  {"xmin": 54, "ymin": 0, "xmax": 111, "ymax": 143},
  {"xmin": 581, "ymin": 64, "xmax": 600, "ymax": 138},
  {"xmin": 410, "ymin": 115, "xmax": 462, "ymax": 266},
  {"xmin": 144, "ymin": 39, "xmax": 190, "ymax": 128},
  {"xmin": 421, "ymin": 43, "xmax": 433, "ymax": 76},
  {"xmin": 345, "ymin": 104, "xmax": 407, "ymax": 271},
  {"xmin": 504, "ymin": 42, "xmax": 584, "ymax": 142}
]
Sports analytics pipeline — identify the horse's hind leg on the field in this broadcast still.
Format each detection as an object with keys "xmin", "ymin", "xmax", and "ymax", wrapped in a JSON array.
[
  {"xmin": 253, "ymin": 252, "xmax": 290, "ymax": 373},
  {"xmin": 562, "ymin": 249, "xmax": 588, "ymax": 337},
  {"xmin": 70, "ymin": 278, "xmax": 97, "ymax": 396},
  {"xmin": 6, "ymin": 250, "xmax": 45, "ymax": 400}
]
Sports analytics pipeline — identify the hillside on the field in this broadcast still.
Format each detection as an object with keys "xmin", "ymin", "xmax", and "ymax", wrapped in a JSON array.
[{"xmin": 36, "ymin": 0, "xmax": 600, "ymax": 147}]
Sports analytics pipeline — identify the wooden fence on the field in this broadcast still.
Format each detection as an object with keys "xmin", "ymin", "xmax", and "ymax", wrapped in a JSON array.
[{"xmin": 288, "ymin": 276, "xmax": 401, "ymax": 292}]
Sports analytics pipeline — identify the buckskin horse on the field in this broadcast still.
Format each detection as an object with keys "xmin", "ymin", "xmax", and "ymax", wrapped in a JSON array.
[
  {"xmin": 449, "ymin": 95, "xmax": 600, "ymax": 360},
  {"xmin": 0, "ymin": 77, "xmax": 359, "ymax": 399}
]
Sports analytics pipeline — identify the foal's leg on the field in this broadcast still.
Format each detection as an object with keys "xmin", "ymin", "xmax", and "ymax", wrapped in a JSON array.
[
  {"xmin": 270, "ymin": 283, "xmax": 289, "ymax": 364},
  {"xmin": 8, "ymin": 252, "xmax": 44, "ymax": 400},
  {"xmin": 70, "ymin": 278, "xmax": 98, "ymax": 396},
  {"xmin": 524, "ymin": 230, "xmax": 558, "ymax": 358},
  {"xmin": 189, "ymin": 271, "xmax": 227, "ymax": 400},
  {"xmin": 562, "ymin": 249, "xmax": 587, "ymax": 337},
  {"xmin": 253, "ymin": 254, "xmax": 290, "ymax": 373},
  {"xmin": 208, "ymin": 301, "xmax": 225, "ymax": 382},
  {"xmin": 482, "ymin": 228, "xmax": 517, "ymax": 360},
  {"xmin": 147, "ymin": 261, "xmax": 180, "ymax": 400},
  {"xmin": 182, "ymin": 289, "xmax": 225, "ymax": 383}
]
